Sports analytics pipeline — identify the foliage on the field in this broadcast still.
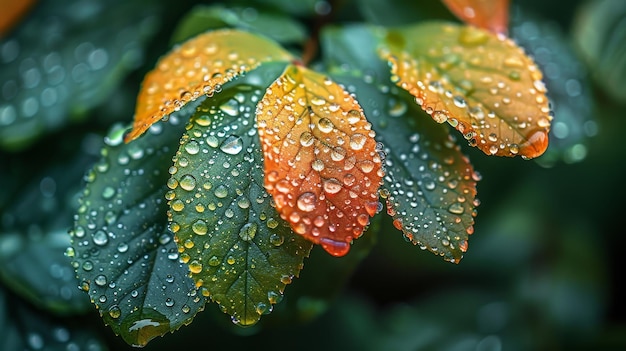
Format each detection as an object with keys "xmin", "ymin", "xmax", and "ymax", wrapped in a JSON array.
[{"xmin": 1, "ymin": 0, "xmax": 624, "ymax": 350}]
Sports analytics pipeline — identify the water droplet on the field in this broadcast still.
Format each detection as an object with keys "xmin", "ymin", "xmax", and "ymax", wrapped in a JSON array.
[
  {"xmin": 189, "ymin": 260, "xmax": 203, "ymax": 274},
  {"xmin": 220, "ymin": 135, "xmax": 243, "ymax": 155},
  {"xmin": 214, "ymin": 185, "xmax": 228, "ymax": 198},
  {"xmin": 299, "ymin": 131, "xmax": 314, "ymax": 147},
  {"xmin": 448, "ymin": 202, "xmax": 465, "ymax": 214},
  {"xmin": 179, "ymin": 174, "xmax": 197, "ymax": 191},
  {"xmin": 192, "ymin": 219, "xmax": 208, "ymax": 235},
  {"xmin": 349, "ymin": 133, "xmax": 367, "ymax": 150},
  {"xmin": 184, "ymin": 140, "xmax": 200, "ymax": 155},
  {"xmin": 317, "ymin": 118, "xmax": 334, "ymax": 133},
  {"xmin": 311, "ymin": 159, "xmax": 325, "ymax": 171},
  {"xmin": 297, "ymin": 192, "xmax": 317, "ymax": 212},
  {"xmin": 92, "ymin": 230, "xmax": 108, "ymax": 246},
  {"xmin": 432, "ymin": 110, "xmax": 448, "ymax": 123},
  {"xmin": 239, "ymin": 223, "xmax": 258, "ymax": 241},
  {"xmin": 108, "ymin": 305, "xmax": 121, "ymax": 319},
  {"xmin": 323, "ymin": 178, "xmax": 342, "ymax": 194}
]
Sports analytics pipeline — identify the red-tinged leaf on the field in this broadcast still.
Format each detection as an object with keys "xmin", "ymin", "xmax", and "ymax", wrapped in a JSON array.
[
  {"xmin": 0, "ymin": 0, "xmax": 36, "ymax": 37},
  {"xmin": 441, "ymin": 0, "xmax": 510, "ymax": 35},
  {"xmin": 124, "ymin": 29, "xmax": 294, "ymax": 142},
  {"xmin": 379, "ymin": 22, "xmax": 553, "ymax": 159},
  {"xmin": 257, "ymin": 64, "xmax": 384, "ymax": 257}
]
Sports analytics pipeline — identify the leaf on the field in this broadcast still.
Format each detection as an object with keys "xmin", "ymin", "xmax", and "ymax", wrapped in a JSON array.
[
  {"xmin": 168, "ymin": 63, "xmax": 313, "ymax": 326},
  {"xmin": 573, "ymin": 0, "xmax": 626, "ymax": 104},
  {"xmin": 441, "ymin": 0, "xmax": 510, "ymax": 35},
  {"xmin": 124, "ymin": 29, "xmax": 295, "ymax": 142},
  {"xmin": 257, "ymin": 64, "xmax": 384, "ymax": 257},
  {"xmin": 0, "ymin": 0, "xmax": 35, "ymax": 36},
  {"xmin": 0, "ymin": 0, "xmax": 163, "ymax": 151},
  {"xmin": 170, "ymin": 4, "xmax": 307, "ymax": 45},
  {"xmin": 70, "ymin": 112, "xmax": 207, "ymax": 347},
  {"xmin": 0, "ymin": 287, "xmax": 107, "ymax": 351},
  {"xmin": 510, "ymin": 8, "xmax": 595, "ymax": 165},
  {"xmin": 323, "ymin": 24, "xmax": 479, "ymax": 263},
  {"xmin": 378, "ymin": 22, "xmax": 553, "ymax": 159}
]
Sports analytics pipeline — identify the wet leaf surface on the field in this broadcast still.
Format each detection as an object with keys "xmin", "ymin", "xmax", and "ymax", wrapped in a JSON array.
[
  {"xmin": 378, "ymin": 22, "xmax": 553, "ymax": 159},
  {"xmin": 170, "ymin": 4, "xmax": 307, "ymax": 45},
  {"xmin": 0, "ymin": 0, "xmax": 163, "ymax": 150},
  {"xmin": 70, "ymin": 108, "xmax": 207, "ymax": 347},
  {"xmin": 511, "ymin": 7, "xmax": 596, "ymax": 165},
  {"xmin": 324, "ymin": 24, "xmax": 479, "ymax": 263},
  {"xmin": 168, "ymin": 63, "xmax": 313, "ymax": 326},
  {"xmin": 0, "ymin": 287, "xmax": 107, "ymax": 351},
  {"xmin": 257, "ymin": 64, "xmax": 384, "ymax": 257},
  {"xmin": 125, "ymin": 29, "xmax": 294, "ymax": 142}
]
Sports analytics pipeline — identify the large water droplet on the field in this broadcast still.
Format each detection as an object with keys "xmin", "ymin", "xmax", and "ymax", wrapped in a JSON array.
[
  {"xmin": 297, "ymin": 192, "xmax": 317, "ymax": 212},
  {"xmin": 220, "ymin": 135, "xmax": 243, "ymax": 155}
]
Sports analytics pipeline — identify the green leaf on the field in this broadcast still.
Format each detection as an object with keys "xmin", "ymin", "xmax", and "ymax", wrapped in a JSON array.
[
  {"xmin": 324, "ymin": 24, "xmax": 480, "ymax": 263},
  {"xmin": 170, "ymin": 4, "xmax": 307, "ymax": 45},
  {"xmin": 69, "ymin": 111, "xmax": 206, "ymax": 347},
  {"xmin": 378, "ymin": 21, "xmax": 553, "ymax": 159},
  {"xmin": 0, "ymin": 287, "xmax": 107, "ymax": 351},
  {"xmin": 511, "ymin": 7, "xmax": 596, "ymax": 165},
  {"xmin": 573, "ymin": 0, "xmax": 626, "ymax": 104},
  {"xmin": 0, "ymin": 0, "xmax": 163, "ymax": 151},
  {"xmin": 0, "ymin": 230, "xmax": 91, "ymax": 315},
  {"xmin": 168, "ymin": 63, "xmax": 313, "ymax": 326}
]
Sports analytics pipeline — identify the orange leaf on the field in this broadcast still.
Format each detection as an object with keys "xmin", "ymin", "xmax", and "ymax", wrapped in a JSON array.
[
  {"xmin": 257, "ymin": 65, "xmax": 384, "ymax": 257},
  {"xmin": 0, "ymin": 0, "xmax": 36, "ymax": 38},
  {"xmin": 441, "ymin": 0, "xmax": 510, "ymax": 35},
  {"xmin": 124, "ymin": 29, "xmax": 294, "ymax": 143},
  {"xmin": 379, "ymin": 22, "xmax": 552, "ymax": 159}
]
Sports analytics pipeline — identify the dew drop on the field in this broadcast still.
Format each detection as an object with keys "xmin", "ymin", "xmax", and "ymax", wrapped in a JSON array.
[
  {"xmin": 239, "ymin": 223, "xmax": 258, "ymax": 241},
  {"xmin": 349, "ymin": 133, "xmax": 367, "ymax": 151},
  {"xmin": 214, "ymin": 185, "xmax": 228, "ymax": 198},
  {"xmin": 179, "ymin": 174, "xmax": 197, "ymax": 191},
  {"xmin": 323, "ymin": 178, "xmax": 342, "ymax": 194},
  {"xmin": 448, "ymin": 202, "xmax": 465, "ymax": 214},
  {"xmin": 299, "ymin": 131, "xmax": 314, "ymax": 147},
  {"xmin": 317, "ymin": 118, "xmax": 334, "ymax": 133},
  {"xmin": 219, "ymin": 135, "xmax": 243, "ymax": 155},
  {"xmin": 297, "ymin": 192, "xmax": 317, "ymax": 212},
  {"xmin": 192, "ymin": 220, "xmax": 208, "ymax": 235}
]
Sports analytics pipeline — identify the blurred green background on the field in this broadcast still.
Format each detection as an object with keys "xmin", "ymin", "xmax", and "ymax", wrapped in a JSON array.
[{"xmin": 1, "ymin": 0, "xmax": 625, "ymax": 350}]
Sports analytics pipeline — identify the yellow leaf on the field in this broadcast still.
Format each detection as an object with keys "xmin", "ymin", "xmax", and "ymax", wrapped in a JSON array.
[
  {"xmin": 379, "ymin": 22, "xmax": 552, "ymax": 159},
  {"xmin": 125, "ymin": 29, "xmax": 294, "ymax": 142},
  {"xmin": 257, "ymin": 65, "xmax": 384, "ymax": 257}
]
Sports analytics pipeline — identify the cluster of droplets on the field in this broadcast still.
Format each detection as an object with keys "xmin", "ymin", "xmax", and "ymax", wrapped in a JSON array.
[
  {"xmin": 256, "ymin": 66, "xmax": 384, "ymax": 257},
  {"xmin": 68, "ymin": 115, "xmax": 209, "ymax": 346},
  {"xmin": 0, "ymin": 0, "xmax": 160, "ymax": 149},
  {"xmin": 165, "ymin": 86, "xmax": 311, "ymax": 326},
  {"xmin": 126, "ymin": 29, "xmax": 294, "ymax": 142},
  {"xmin": 345, "ymin": 70, "xmax": 481, "ymax": 263},
  {"xmin": 382, "ymin": 23, "xmax": 552, "ymax": 160}
]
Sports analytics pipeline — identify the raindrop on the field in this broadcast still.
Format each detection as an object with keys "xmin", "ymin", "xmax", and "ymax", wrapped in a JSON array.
[
  {"xmin": 192, "ymin": 220, "xmax": 208, "ymax": 235},
  {"xmin": 92, "ymin": 230, "xmax": 108, "ymax": 246},
  {"xmin": 179, "ymin": 174, "xmax": 197, "ymax": 191},
  {"xmin": 349, "ymin": 133, "xmax": 367, "ymax": 150},
  {"xmin": 297, "ymin": 192, "xmax": 317, "ymax": 212},
  {"xmin": 214, "ymin": 185, "xmax": 228, "ymax": 198},
  {"xmin": 323, "ymin": 178, "xmax": 342, "ymax": 194},
  {"xmin": 220, "ymin": 135, "xmax": 243, "ymax": 154},
  {"xmin": 448, "ymin": 202, "xmax": 465, "ymax": 214},
  {"xmin": 299, "ymin": 131, "xmax": 315, "ymax": 147},
  {"xmin": 239, "ymin": 223, "xmax": 258, "ymax": 241},
  {"xmin": 317, "ymin": 117, "xmax": 334, "ymax": 133}
]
